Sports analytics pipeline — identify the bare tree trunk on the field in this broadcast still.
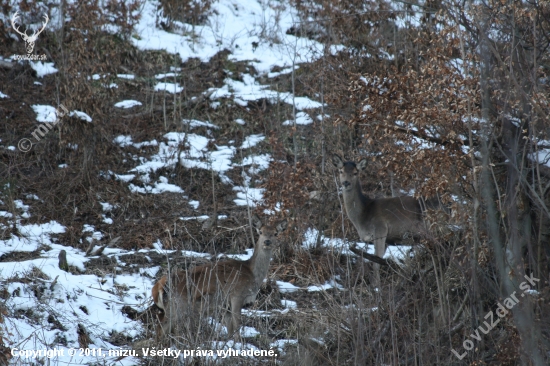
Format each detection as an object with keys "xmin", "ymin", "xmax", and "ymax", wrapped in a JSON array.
[{"xmin": 477, "ymin": 8, "xmax": 545, "ymax": 364}]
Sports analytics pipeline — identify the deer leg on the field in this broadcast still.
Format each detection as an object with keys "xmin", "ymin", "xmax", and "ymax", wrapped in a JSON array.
[
  {"xmin": 227, "ymin": 296, "xmax": 243, "ymax": 339},
  {"xmin": 157, "ymin": 302, "xmax": 173, "ymax": 340},
  {"xmin": 155, "ymin": 316, "xmax": 166, "ymax": 342},
  {"xmin": 372, "ymin": 230, "xmax": 387, "ymax": 289},
  {"xmin": 222, "ymin": 307, "xmax": 233, "ymax": 337},
  {"xmin": 374, "ymin": 236, "xmax": 386, "ymax": 259},
  {"xmin": 161, "ymin": 295, "xmax": 193, "ymax": 340}
]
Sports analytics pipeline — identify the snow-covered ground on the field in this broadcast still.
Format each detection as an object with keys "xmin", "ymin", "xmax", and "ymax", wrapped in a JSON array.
[
  {"xmin": 1, "ymin": 203, "xmax": 409, "ymax": 365},
  {"xmin": 2, "ymin": 0, "xmax": 412, "ymax": 364}
]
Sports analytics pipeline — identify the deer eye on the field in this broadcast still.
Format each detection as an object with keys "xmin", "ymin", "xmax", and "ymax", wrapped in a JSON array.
[{"xmin": 274, "ymin": 232, "xmax": 279, "ymax": 237}]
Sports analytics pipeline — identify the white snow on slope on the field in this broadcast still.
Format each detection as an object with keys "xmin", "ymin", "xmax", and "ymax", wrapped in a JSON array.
[
  {"xmin": 115, "ymin": 100, "xmax": 142, "ymax": 108},
  {"xmin": 132, "ymin": 0, "xmax": 341, "ymax": 74},
  {"xmin": 3, "ymin": 0, "xmax": 352, "ymax": 362}
]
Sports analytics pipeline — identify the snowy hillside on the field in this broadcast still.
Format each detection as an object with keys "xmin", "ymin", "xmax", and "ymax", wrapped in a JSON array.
[
  {"xmin": 4, "ymin": 0, "xmax": 547, "ymax": 364},
  {"xmin": 0, "ymin": 0, "xmax": 411, "ymax": 365}
]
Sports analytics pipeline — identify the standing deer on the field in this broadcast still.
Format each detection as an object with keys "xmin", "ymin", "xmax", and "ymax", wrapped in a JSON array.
[
  {"xmin": 332, "ymin": 154, "xmax": 435, "ymax": 285},
  {"xmin": 152, "ymin": 214, "xmax": 287, "ymax": 339}
]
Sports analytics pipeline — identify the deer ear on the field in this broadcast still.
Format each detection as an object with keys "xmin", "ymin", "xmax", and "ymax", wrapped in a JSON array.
[
  {"xmin": 251, "ymin": 214, "xmax": 262, "ymax": 231},
  {"xmin": 357, "ymin": 159, "xmax": 367, "ymax": 171},
  {"xmin": 332, "ymin": 154, "xmax": 344, "ymax": 168},
  {"xmin": 276, "ymin": 220, "xmax": 288, "ymax": 233}
]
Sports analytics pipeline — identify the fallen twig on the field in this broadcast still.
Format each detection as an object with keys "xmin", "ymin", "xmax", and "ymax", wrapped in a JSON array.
[{"xmin": 349, "ymin": 244, "xmax": 389, "ymax": 266}]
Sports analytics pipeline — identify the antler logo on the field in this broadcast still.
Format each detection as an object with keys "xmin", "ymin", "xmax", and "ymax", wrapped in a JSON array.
[{"xmin": 11, "ymin": 11, "xmax": 49, "ymax": 55}]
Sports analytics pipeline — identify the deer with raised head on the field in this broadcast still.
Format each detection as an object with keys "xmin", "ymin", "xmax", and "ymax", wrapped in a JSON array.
[
  {"xmin": 152, "ymin": 214, "xmax": 287, "ymax": 339},
  {"xmin": 332, "ymin": 154, "xmax": 438, "ymax": 284}
]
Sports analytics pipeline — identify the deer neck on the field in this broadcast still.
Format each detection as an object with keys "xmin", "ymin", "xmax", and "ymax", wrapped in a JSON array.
[
  {"xmin": 248, "ymin": 243, "xmax": 272, "ymax": 288},
  {"xmin": 342, "ymin": 180, "xmax": 372, "ymax": 223}
]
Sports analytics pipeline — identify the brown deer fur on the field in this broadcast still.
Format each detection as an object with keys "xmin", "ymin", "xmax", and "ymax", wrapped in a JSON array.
[
  {"xmin": 332, "ymin": 154, "xmax": 439, "ymax": 284},
  {"xmin": 152, "ymin": 215, "xmax": 287, "ymax": 338}
]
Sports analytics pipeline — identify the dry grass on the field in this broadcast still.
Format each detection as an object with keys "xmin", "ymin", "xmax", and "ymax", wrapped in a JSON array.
[{"xmin": 2, "ymin": 0, "xmax": 550, "ymax": 365}]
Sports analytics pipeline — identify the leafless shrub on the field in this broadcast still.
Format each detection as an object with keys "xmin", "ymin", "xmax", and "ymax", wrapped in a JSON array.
[{"xmin": 158, "ymin": 0, "xmax": 214, "ymax": 28}]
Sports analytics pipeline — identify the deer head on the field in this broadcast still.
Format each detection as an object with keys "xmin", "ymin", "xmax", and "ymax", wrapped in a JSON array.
[
  {"xmin": 11, "ymin": 11, "xmax": 49, "ymax": 54},
  {"xmin": 251, "ymin": 214, "xmax": 287, "ymax": 250},
  {"xmin": 332, "ymin": 154, "xmax": 367, "ymax": 191}
]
